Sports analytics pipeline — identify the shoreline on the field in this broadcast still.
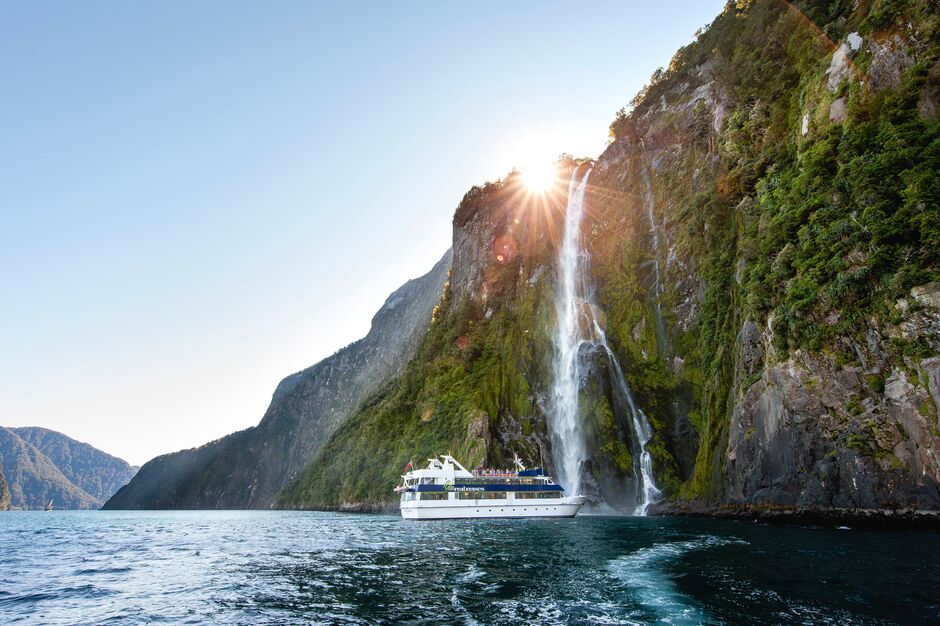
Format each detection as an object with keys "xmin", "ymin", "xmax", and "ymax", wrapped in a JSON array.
[
  {"xmin": 650, "ymin": 501, "xmax": 940, "ymax": 530},
  {"xmin": 277, "ymin": 500, "xmax": 940, "ymax": 530}
]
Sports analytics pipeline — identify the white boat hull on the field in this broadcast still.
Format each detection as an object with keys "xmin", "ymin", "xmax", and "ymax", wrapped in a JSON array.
[{"xmin": 400, "ymin": 497, "xmax": 584, "ymax": 520}]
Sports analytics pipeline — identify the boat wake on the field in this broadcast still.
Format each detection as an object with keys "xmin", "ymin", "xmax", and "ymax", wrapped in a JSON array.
[{"xmin": 608, "ymin": 535, "xmax": 748, "ymax": 625}]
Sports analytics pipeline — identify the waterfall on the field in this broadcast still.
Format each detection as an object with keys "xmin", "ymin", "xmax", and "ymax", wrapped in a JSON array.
[
  {"xmin": 601, "ymin": 338, "xmax": 662, "ymax": 516},
  {"xmin": 638, "ymin": 140, "xmax": 667, "ymax": 354},
  {"xmin": 548, "ymin": 168, "xmax": 592, "ymax": 498},
  {"xmin": 548, "ymin": 166, "xmax": 661, "ymax": 514}
]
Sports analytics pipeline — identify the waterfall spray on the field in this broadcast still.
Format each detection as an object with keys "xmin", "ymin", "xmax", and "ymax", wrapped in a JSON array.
[{"xmin": 548, "ymin": 165, "xmax": 661, "ymax": 514}]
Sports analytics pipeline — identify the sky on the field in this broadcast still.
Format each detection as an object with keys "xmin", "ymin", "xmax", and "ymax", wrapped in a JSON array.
[{"xmin": 0, "ymin": 0, "xmax": 726, "ymax": 466}]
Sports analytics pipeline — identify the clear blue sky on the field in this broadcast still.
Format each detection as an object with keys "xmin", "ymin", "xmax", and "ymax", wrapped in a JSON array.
[{"xmin": 0, "ymin": 1, "xmax": 725, "ymax": 465}]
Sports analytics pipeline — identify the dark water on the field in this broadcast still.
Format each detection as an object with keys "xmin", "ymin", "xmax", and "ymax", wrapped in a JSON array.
[{"xmin": 1, "ymin": 511, "xmax": 938, "ymax": 625}]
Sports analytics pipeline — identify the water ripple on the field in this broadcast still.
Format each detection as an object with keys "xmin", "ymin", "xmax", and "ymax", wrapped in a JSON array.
[{"xmin": 0, "ymin": 512, "xmax": 938, "ymax": 624}]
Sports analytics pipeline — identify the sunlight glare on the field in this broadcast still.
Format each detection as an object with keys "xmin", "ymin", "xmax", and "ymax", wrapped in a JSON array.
[{"xmin": 518, "ymin": 157, "xmax": 558, "ymax": 193}]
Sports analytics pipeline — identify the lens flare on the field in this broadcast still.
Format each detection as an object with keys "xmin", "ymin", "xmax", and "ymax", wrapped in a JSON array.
[{"xmin": 519, "ymin": 158, "xmax": 558, "ymax": 192}]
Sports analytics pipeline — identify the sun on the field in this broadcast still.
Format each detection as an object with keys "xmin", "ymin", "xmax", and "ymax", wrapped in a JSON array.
[{"xmin": 518, "ymin": 158, "xmax": 559, "ymax": 193}]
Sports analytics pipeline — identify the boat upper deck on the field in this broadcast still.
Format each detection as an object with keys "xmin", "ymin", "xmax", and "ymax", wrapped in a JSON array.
[
  {"xmin": 469, "ymin": 468, "xmax": 546, "ymax": 478},
  {"xmin": 397, "ymin": 454, "xmax": 566, "ymax": 494}
]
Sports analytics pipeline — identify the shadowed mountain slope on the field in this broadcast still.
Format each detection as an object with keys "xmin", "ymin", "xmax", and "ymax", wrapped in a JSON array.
[{"xmin": 105, "ymin": 249, "xmax": 452, "ymax": 509}]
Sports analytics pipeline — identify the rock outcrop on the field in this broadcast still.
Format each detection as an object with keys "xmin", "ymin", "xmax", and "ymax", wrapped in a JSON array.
[
  {"xmin": 721, "ymin": 283, "xmax": 940, "ymax": 512},
  {"xmin": 105, "ymin": 250, "xmax": 451, "ymax": 509}
]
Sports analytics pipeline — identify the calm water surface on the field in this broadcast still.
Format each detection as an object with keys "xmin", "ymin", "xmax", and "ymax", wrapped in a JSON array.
[{"xmin": 1, "ymin": 511, "xmax": 938, "ymax": 624}]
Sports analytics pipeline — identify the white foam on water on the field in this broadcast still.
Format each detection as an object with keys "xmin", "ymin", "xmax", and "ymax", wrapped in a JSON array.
[
  {"xmin": 449, "ymin": 589, "xmax": 484, "ymax": 626},
  {"xmin": 608, "ymin": 536, "xmax": 748, "ymax": 624}
]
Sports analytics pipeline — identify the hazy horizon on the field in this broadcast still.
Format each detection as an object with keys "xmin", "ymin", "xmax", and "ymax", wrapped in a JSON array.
[{"xmin": 1, "ymin": 0, "xmax": 725, "ymax": 465}]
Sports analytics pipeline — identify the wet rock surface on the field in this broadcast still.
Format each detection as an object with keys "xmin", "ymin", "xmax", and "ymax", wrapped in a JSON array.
[{"xmin": 720, "ymin": 280, "xmax": 940, "ymax": 517}]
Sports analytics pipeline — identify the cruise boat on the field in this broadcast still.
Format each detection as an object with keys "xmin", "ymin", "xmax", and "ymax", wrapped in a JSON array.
[{"xmin": 396, "ymin": 454, "xmax": 585, "ymax": 520}]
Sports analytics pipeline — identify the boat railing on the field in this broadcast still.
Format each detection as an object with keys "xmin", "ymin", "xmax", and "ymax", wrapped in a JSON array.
[{"xmin": 470, "ymin": 469, "xmax": 517, "ymax": 477}]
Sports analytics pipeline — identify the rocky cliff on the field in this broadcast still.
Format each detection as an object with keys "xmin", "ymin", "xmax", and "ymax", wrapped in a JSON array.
[
  {"xmin": 105, "ymin": 250, "xmax": 452, "ymax": 509},
  {"xmin": 590, "ymin": 0, "xmax": 940, "ymax": 516},
  {"xmin": 279, "ymin": 171, "xmax": 570, "ymax": 510},
  {"xmin": 279, "ymin": 0, "xmax": 940, "ymax": 519},
  {"xmin": 0, "ymin": 426, "xmax": 126, "ymax": 510}
]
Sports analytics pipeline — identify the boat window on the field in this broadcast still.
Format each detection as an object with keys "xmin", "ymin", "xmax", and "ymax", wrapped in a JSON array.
[
  {"xmin": 457, "ymin": 491, "xmax": 507, "ymax": 500},
  {"xmin": 420, "ymin": 492, "xmax": 447, "ymax": 500},
  {"xmin": 509, "ymin": 490, "xmax": 562, "ymax": 499}
]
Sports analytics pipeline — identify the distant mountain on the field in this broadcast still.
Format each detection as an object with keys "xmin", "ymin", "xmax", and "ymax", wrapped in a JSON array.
[
  {"xmin": 0, "ymin": 427, "xmax": 99, "ymax": 509},
  {"xmin": 0, "ymin": 426, "xmax": 137, "ymax": 510},
  {"xmin": 105, "ymin": 249, "xmax": 452, "ymax": 509},
  {"xmin": 10, "ymin": 427, "xmax": 138, "ymax": 503}
]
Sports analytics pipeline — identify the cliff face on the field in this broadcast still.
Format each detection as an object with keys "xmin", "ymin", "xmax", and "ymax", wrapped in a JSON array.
[
  {"xmin": 588, "ymin": 0, "xmax": 940, "ymax": 514},
  {"xmin": 279, "ymin": 172, "xmax": 571, "ymax": 510},
  {"xmin": 281, "ymin": 0, "xmax": 940, "ymax": 517},
  {"xmin": 105, "ymin": 250, "xmax": 452, "ymax": 509}
]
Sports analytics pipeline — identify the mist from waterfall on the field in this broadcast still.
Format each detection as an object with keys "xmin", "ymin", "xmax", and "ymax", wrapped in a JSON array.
[{"xmin": 548, "ymin": 166, "xmax": 660, "ymax": 515}]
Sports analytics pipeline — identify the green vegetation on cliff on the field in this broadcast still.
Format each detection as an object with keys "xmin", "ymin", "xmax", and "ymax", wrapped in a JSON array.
[
  {"xmin": 599, "ymin": 0, "xmax": 939, "ymax": 502},
  {"xmin": 281, "ymin": 0, "xmax": 940, "ymax": 511}
]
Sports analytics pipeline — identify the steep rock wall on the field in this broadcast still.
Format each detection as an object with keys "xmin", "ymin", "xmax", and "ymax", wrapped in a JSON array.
[{"xmin": 591, "ymin": 0, "xmax": 940, "ymax": 515}]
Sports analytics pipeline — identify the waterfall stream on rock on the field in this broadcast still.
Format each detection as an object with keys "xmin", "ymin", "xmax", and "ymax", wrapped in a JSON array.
[
  {"xmin": 548, "ymin": 166, "xmax": 660, "ymax": 514},
  {"xmin": 638, "ymin": 140, "xmax": 668, "ymax": 354}
]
